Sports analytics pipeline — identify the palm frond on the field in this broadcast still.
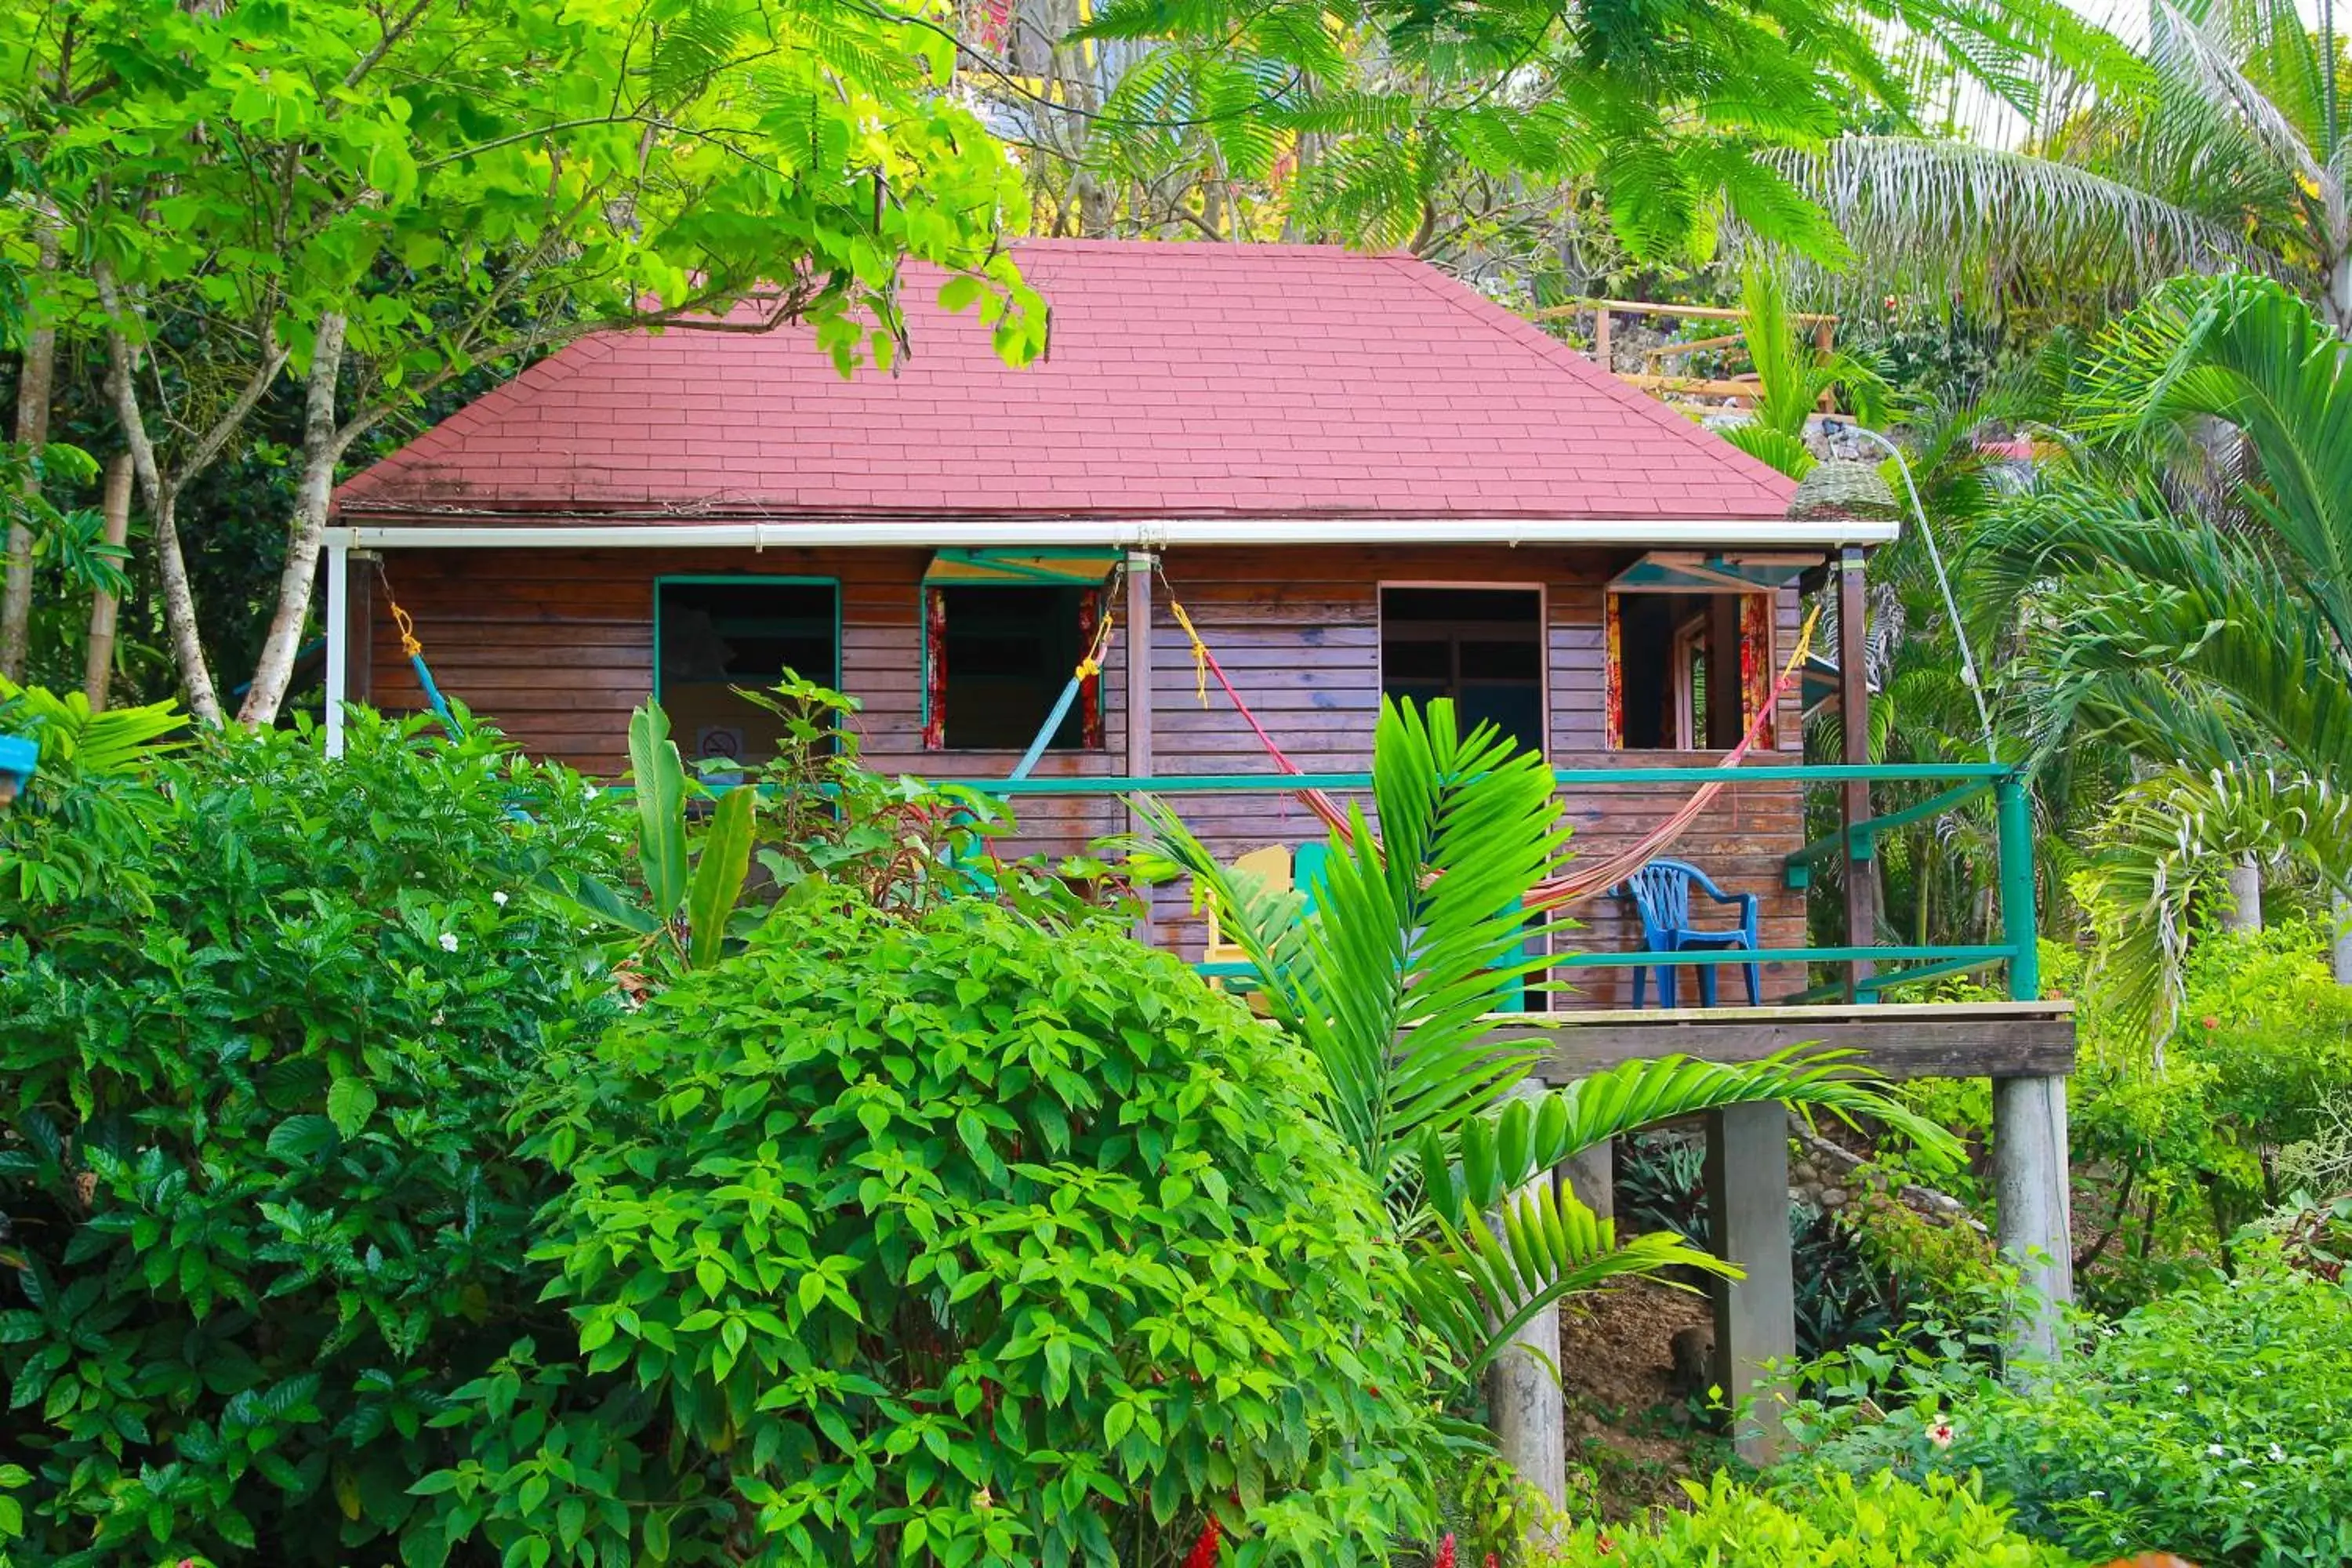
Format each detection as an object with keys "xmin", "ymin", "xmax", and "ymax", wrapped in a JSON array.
[
  {"xmin": 2080, "ymin": 762, "xmax": 2352, "ymax": 1033},
  {"xmin": 1773, "ymin": 136, "xmax": 2255, "ymax": 304},
  {"xmin": 1132, "ymin": 697, "xmax": 1573, "ymax": 1194},
  {"xmin": 0, "ymin": 680, "xmax": 186, "ymax": 776},
  {"xmin": 1409, "ymin": 1190, "xmax": 1727, "ymax": 1377},
  {"xmin": 1416, "ymin": 1048, "xmax": 1963, "ymax": 1225}
]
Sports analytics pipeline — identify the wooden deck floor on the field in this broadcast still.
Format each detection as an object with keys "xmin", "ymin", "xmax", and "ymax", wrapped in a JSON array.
[{"xmin": 1486, "ymin": 1000, "xmax": 2077, "ymax": 1080}]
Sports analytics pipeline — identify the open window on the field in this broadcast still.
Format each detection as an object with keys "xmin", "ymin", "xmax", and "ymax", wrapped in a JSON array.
[
  {"xmin": 655, "ymin": 577, "xmax": 839, "ymax": 766},
  {"xmin": 1607, "ymin": 588, "xmax": 1777, "ymax": 751},
  {"xmin": 923, "ymin": 580, "xmax": 1108, "ymax": 752},
  {"xmin": 1380, "ymin": 586, "xmax": 1545, "ymax": 756}
]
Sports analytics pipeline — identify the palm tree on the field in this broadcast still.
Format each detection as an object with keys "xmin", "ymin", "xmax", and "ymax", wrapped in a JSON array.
[
  {"xmin": 1717, "ymin": 260, "xmax": 1893, "ymax": 480},
  {"xmin": 1131, "ymin": 698, "xmax": 1956, "ymax": 1389},
  {"xmin": 1802, "ymin": 0, "xmax": 2352, "ymax": 327},
  {"xmin": 1970, "ymin": 271, "xmax": 2352, "ymax": 1025}
]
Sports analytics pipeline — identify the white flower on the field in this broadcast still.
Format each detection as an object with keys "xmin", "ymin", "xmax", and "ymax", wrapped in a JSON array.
[
  {"xmin": 438, "ymin": 932, "xmax": 460, "ymax": 953},
  {"xmin": 2208, "ymin": 1443, "xmax": 2227, "ymax": 1457},
  {"xmin": 2269, "ymin": 1443, "xmax": 2287, "ymax": 1463},
  {"xmin": 492, "ymin": 891, "xmax": 510, "ymax": 906},
  {"xmin": 2173, "ymin": 1385, "xmax": 2190, "ymax": 1396},
  {"xmin": 2086, "ymin": 1491, "xmax": 2104, "ymax": 1500}
]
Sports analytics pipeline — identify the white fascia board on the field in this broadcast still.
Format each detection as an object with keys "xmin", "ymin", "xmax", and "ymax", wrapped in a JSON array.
[{"xmin": 325, "ymin": 515, "xmax": 1898, "ymax": 550}]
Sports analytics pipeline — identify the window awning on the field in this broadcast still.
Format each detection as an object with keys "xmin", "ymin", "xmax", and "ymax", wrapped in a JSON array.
[
  {"xmin": 1607, "ymin": 550, "xmax": 1818, "ymax": 593},
  {"xmin": 922, "ymin": 548, "xmax": 1123, "ymax": 586},
  {"xmin": 1801, "ymin": 653, "xmax": 1878, "ymax": 713}
]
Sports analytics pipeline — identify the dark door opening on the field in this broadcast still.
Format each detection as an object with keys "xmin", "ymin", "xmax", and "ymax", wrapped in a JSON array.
[{"xmin": 1380, "ymin": 586, "xmax": 1545, "ymax": 756}]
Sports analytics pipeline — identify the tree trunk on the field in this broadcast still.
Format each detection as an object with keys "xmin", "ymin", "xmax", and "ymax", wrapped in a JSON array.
[
  {"xmin": 103, "ymin": 323, "xmax": 223, "ymax": 725},
  {"xmin": 2, "ymin": 227, "xmax": 60, "ymax": 683},
  {"xmin": 82, "ymin": 455, "xmax": 135, "ymax": 710},
  {"xmin": 238, "ymin": 313, "xmax": 347, "ymax": 727},
  {"xmin": 2327, "ymin": 248, "xmax": 2352, "ymax": 336},
  {"xmin": 2224, "ymin": 855, "xmax": 2263, "ymax": 934}
]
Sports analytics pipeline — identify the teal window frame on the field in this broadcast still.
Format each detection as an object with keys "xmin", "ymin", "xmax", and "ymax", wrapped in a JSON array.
[{"xmin": 652, "ymin": 573, "xmax": 844, "ymax": 702}]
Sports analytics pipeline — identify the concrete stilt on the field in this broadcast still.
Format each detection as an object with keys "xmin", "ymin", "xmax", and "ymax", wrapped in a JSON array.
[
  {"xmin": 1992, "ymin": 1073, "xmax": 2074, "ymax": 1373},
  {"xmin": 1563, "ymin": 1138, "xmax": 1614, "ymax": 1225},
  {"xmin": 2332, "ymin": 892, "xmax": 2352, "ymax": 987},
  {"xmin": 2224, "ymin": 856, "xmax": 2263, "ymax": 933},
  {"xmin": 1705, "ymin": 1102, "xmax": 1795, "ymax": 1464},
  {"xmin": 1488, "ymin": 1091, "xmax": 1568, "ymax": 1534}
]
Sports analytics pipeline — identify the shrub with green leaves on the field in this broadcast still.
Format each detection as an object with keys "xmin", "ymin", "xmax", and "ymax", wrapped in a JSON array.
[
  {"xmin": 0, "ymin": 710, "xmax": 621, "ymax": 1563},
  {"xmin": 1548, "ymin": 1469, "xmax": 2079, "ymax": 1566},
  {"xmin": 1790, "ymin": 1251, "xmax": 2352, "ymax": 1566},
  {"xmin": 498, "ymin": 893, "xmax": 1443, "ymax": 1566}
]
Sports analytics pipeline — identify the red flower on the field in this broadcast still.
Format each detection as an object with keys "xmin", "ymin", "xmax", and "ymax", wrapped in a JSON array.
[
  {"xmin": 1181, "ymin": 1516, "xmax": 1222, "ymax": 1568},
  {"xmin": 1596, "ymin": 1531, "xmax": 1618, "ymax": 1557},
  {"xmin": 1432, "ymin": 1536, "xmax": 1456, "ymax": 1568}
]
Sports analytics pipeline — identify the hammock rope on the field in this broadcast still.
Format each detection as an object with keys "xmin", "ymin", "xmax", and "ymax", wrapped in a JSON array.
[
  {"xmin": 1007, "ymin": 569, "xmax": 1120, "ymax": 780},
  {"xmin": 377, "ymin": 561, "xmax": 459, "ymax": 728},
  {"xmin": 1155, "ymin": 561, "xmax": 1818, "ymax": 909},
  {"xmin": 382, "ymin": 553, "xmax": 1817, "ymax": 912}
]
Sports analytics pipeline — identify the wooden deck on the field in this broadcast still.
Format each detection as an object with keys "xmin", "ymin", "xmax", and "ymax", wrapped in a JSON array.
[{"xmin": 1490, "ymin": 999, "xmax": 2076, "ymax": 1080}]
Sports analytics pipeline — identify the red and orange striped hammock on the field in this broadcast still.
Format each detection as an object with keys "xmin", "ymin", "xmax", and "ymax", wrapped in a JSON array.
[{"xmin": 1160, "ymin": 576, "xmax": 1821, "ymax": 913}]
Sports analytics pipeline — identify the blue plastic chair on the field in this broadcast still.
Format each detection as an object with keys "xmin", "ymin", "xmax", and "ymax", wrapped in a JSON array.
[{"xmin": 1616, "ymin": 858, "xmax": 1760, "ymax": 1007}]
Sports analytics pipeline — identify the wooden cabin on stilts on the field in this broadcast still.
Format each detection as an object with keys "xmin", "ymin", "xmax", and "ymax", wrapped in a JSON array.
[{"xmin": 324, "ymin": 239, "xmax": 2074, "ymax": 1483}]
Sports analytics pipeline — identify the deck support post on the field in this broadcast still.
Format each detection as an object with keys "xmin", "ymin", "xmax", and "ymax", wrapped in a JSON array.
[
  {"xmin": 1489, "ymin": 1086, "xmax": 1568, "ymax": 1536},
  {"xmin": 1562, "ymin": 1140, "xmax": 1613, "ymax": 1225},
  {"xmin": 1124, "ymin": 552, "xmax": 1154, "ymax": 942},
  {"xmin": 324, "ymin": 538, "xmax": 350, "ymax": 760},
  {"xmin": 1835, "ymin": 546, "xmax": 1876, "ymax": 999},
  {"xmin": 1706, "ymin": 1101, "xmax": 1795, "ymax": 1464},
  {"xmin": 1993, "ymin": 1073, "xmax": 2073, "ymax": 1374}
]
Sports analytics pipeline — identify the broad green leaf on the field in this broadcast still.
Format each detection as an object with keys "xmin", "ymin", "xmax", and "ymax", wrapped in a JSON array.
[
  {"xmin": 685, "ymin": 786, "xmax": 756, "ymax": 969},
  {"xmin": 628, "ymin": 703, "xmax": 689, "ymax": 920}
]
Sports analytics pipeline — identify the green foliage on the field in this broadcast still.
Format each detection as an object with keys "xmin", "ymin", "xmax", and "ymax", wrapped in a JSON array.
[
  {"xmin": 0, "ymin": 709, "xmax": 621, "ymax": 1564},
  {"xmin": 1969, "ymin": 275, "xmax": 2352, "ymax": 1025},
  {"xmin": 2060, "ymin": 923, "xmax": 2352, "ymax": 1307},
  {"xmin": 1613, "ymin": 1132, "xmax": 1996, "ymax": 1366},
  {"xmin": 507, "ymin": 894, "xmax": 1443, "ymax": 1566},
  {"xmin": 0, "ymin": 441, "xmax": 121, "ymax": 596},
  {"xmin": 1084, "ymin": 0, "xmax": 2128, "ymax": 265},
  {"xmin": 1138, "ymin": 697, "xmax": 1958, "ymax": 1402},
  {"xmin": 1792, "ymin": 1252, "xmax": 2352, "ymax": 1567},
  {"xmin": 0, "ymin": 677, "xmax": 183, "ymax": 777},
  {"xmin": 1722, "ymin": 258, "xmax": 1893, "ymax": 479},
  {"xmin": 1548, "ymin": 1469, "xmax": 2082, "ymax": 1566}
]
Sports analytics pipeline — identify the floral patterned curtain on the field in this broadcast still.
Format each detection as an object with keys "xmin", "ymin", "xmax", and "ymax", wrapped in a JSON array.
[{"xmin": 1605, "ymin": 591, "xmax": 1776, "ymax": 751}]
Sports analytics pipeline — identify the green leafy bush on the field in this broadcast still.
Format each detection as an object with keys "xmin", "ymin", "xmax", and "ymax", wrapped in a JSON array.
[
  {"xmin": 491, "ymin": 893, "xmax": 1443, "ymax": 1566},
  {"xmin": 2062, "ymin": 923, "xmax": 2352, "ymax": 1307},
  {"xmin": 1547, "ymin": 1469, "xmax": 2079, "ymax": 1566},
  {"xmin": 1790, "ymin": 1251, "xmax": 2352, "ymax": 1566},
  {"xmin": 0, "ymin": 710, "xmax": 621, "ymax": 1563}
]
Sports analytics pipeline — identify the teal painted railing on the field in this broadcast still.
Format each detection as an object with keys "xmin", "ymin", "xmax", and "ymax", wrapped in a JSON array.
[{"xmin": 924, "ymin": 760, "xmax": 2042, "ymax": 1007}]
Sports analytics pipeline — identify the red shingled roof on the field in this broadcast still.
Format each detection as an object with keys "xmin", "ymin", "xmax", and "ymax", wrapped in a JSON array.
[{"xmin": 336, "ymin": 241, "xmax": 1795, "ymax": 522}]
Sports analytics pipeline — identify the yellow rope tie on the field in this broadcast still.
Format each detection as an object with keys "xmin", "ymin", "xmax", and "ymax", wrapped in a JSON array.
[
  {"xmin": 1167, "ymin": 594, "xmax": 1210, "ymax": 707},
  {"xmin": 1073, "ymin": 600, "xmax": 1116, "ymax": 681},
  {"xmin": 389, "ymin": 597, "xmax": 424, "ymax": 660}
]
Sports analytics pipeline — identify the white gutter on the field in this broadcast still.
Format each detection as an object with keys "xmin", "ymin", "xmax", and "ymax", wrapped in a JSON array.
[{"xmin": 323, "ymin": 515, "xmax": 1899, "ymax": 550}]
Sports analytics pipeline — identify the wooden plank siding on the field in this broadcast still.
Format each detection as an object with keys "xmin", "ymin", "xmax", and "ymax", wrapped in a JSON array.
[{"xmin": 359, "ymin": 543, "xmax": 1815, "ymax": 1005}]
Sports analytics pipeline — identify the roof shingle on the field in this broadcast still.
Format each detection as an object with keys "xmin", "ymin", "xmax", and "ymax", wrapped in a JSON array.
[{"xmin": 336, "ymin": 240, "xmax": 1795, "ymax": 522}]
